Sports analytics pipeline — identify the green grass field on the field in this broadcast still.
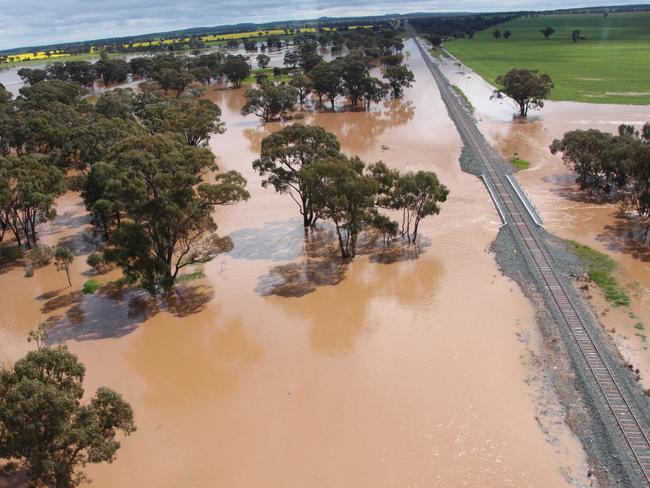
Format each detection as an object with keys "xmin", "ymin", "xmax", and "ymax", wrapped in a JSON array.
[{"xmin": 445, "ymin": 12, "xmax": 650, "ymax": 104}]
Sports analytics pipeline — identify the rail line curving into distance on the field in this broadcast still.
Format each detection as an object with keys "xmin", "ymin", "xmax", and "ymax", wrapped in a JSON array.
[{"xmin": 406, "ymin": 26, "xmax": 650, "ymax": 485}]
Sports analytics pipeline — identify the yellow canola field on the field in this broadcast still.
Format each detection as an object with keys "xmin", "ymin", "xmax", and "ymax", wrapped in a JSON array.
[
  {"xmin": 3, "ymin": 25, "xmax": 371, "ymax": 62},
  {"xmin": 130, "ymin": 25, "xmax": 370, "ymax": 48},
  {"xmin": 2, "ymin": 51, "xmax": 70, "ymax": 62}
]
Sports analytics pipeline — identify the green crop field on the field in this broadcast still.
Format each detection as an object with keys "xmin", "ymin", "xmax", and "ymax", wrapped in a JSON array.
[{"xmin": 445, "ymin": 12, "xmax": 650, "ymax": 105}]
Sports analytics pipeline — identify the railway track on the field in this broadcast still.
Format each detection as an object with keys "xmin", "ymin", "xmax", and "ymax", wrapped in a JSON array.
[{"xmin": 407, "ymin": 27, "xmax": 650, "ymax": 486}]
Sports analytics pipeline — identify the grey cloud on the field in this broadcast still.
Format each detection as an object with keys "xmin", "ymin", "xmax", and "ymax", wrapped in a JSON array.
[{"xmin": 0, "ymin": 0, "xmax": 637, "ymax": 50}]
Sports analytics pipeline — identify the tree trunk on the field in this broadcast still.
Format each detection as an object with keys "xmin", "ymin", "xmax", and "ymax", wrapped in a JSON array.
[
  {"xmin": 65, "ymin": 267, "xmax": 71, "ymax": 287},
  {"xmin": 519, "ymin": 102, "xmax": 527, "ymax": 117},
  {"xmin": 412, "ymin": 218, "xmax": 420, "ymax": 243},
  {"xmin": 335, "ymin": 225, "xmax": 349, "ymax": 259}
]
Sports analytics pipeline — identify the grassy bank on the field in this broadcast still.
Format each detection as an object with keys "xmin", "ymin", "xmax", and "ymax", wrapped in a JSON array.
[
  {"xmin": 445, "ymin": 12, "xmax": 650, "ymax": 104},
  {"xmin": 565, "ymin": 240, "xmax": 630, "ymax": 306},
  {"xmin": 509, "ymin": 155, "xmax": 530, "ymax": 170}
]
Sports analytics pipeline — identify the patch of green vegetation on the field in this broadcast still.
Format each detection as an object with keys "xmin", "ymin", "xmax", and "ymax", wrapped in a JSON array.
[
  {"xmin": 510, "ymin": 155, "xmax": 531, "ymax": 170},
  {"xmin": 634, "ymin": 322, "xmax": 645, "ymax": 331},
  {"xmin": 445, "ymin": 12, "xmax": 650, "ymax": 104},
  {"xmin": 243, "ymin": 68, "xmax": 291, "ymax": 84},
  {"xmin": 82, "ymin": 279, "xmax": 100, "ymax": 294},
  {"xmin": 429, "ymin": 46, "xmax": 442, "ymax": 57},
  {"xmin": 565, "ymin": 240, "xmax": 630, "ymax": 306},
  {"xmin": 176, "ymin": 269, "xmax": 206, "ymax": 282},
  {"xmin": 0, "ymin": 243, "xmax": 23, "ymax": 266},
  {"xmin": 451, "ymin": 85, "xmax": 474, "ymax": 112}
]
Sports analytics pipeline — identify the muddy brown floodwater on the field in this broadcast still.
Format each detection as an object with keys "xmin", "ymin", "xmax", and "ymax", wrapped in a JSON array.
[
  {"xmin": 0, "ymin": 40, "xmax": 591, "ymax": 487},
  {"xmin": 438, "ymin": 51, "xmax": 650, "ymax": 390}
]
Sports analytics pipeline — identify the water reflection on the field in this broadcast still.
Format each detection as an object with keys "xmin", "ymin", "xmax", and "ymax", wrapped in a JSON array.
[
  {"xmin": 44, "ymin": 284, "xmax": 213, "ymax": 342},
  {"xmin": 130, "ymin": 317, "xmax": 263, "ymax": 408}
]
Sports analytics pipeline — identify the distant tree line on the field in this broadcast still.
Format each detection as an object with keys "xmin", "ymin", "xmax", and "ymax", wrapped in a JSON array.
[
  {"xmin": 409, "ymin": 13, "xmax": 522, "ymax": 45},
  {"xmin": 0, "ymin": 21, "xmax": 397, "ymax": 63}
]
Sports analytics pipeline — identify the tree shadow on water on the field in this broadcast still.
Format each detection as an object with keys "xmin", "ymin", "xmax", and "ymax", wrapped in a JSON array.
[
  {"xmin": 44, "ymin": 283, "xmax": 213, "ymax": 342},
  {"xmin": 255, "ymin": 226, "xmax": 346, "ymax": 297},
  {"xmin": 255, "ymin": 226, "xmax": 430, "ymax": 298},
  {"xmin": 596, "ymin": 216, "xmax": 650, "ymax": 262},
  {"xmin": 357, "ymin": 231, "xmax": 431, "ymax": 264},
  {"xmin": 161, "ymin": 284, "xmax": 214, "ymax": 318},
  {"xmin": 256, "ymin": 257, "xmax": 347, "ymax": 298},
  {"xmin": 39, "ymin": 289, "xmax": 84, "ymax": 314},
  {"xmin": 227, "ymin": 218, "xmax": 306, "ymax": 262}
]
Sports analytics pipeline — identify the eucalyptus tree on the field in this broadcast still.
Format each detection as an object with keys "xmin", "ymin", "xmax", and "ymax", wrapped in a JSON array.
[
  {"xmin": 384, "ymin": 65, "xmax": 415, "ymax": 98},
  {"xmin": 222, "ymin": 54, "xmax": 251, "ymax": 88},
  {"xmin": 241, "ymin": 82, "xmax": 298, "ymax": 122},
  {"xmin": 99, "ymin": 133, "xmax": 249, "ymax": 291},
  {"xmin": 301, "ymin": 154, "xmax": 379, "ymax": 258},
  {"xmin": 0, "ymin": 331, "xmax": 135, "ymax": 487},
  {"xmin": 0, "ymin": 155, "xmax": 65, "ymax": 248},
  {"xmin": 310, "ymin": 61, "xmax": 341, "ymax": 111},
  {"xmin": 495, "ymin": 68, "xmax": 553, "ymax": 117},
  {"xmin": 252, "ymin": 124, "xmax": 341, "ymax": 226},
  {"xmin": 393, "ymin": 171, "xmax": 449, "ymax": 243}
]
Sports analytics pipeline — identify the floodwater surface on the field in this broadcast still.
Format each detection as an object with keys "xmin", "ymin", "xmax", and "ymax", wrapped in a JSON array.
[
  {"xmin": 437, "ymin": 50, "xmax": 650, "ymax": 388},
  {"xmin": 0, "ymin": 40, "xmax": 590, "ymax": 487}
]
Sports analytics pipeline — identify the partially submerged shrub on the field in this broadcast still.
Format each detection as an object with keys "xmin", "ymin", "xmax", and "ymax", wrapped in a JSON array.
[
  {"xmin": 86, "ymin": 250, "xmax": 111, "ymax": 273},
  {"xmin": 82, "ymin": 279, "xmax": 100, "ymax": 294},
  {"xmin": 31, "ymin": 245, "xmax": 52, "ymax": 266}
]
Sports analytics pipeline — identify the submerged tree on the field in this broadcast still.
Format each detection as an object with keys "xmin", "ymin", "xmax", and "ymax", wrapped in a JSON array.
[
  {"xmin": 93, "ymin": 133, "xmax": 249, "ymax": 291},
  {"xmin": 393, "ymin": 171, "xmax": 449, "ymax": 243},
  {"xmin": 309, "ymin": 62, "xmax": 341, "ymax": 111},
  {"xmin": 550, "ymin": 129, "xmax": 619, "ymax": 194},
  {"xmin": 0, "ymin": 329, "xmax": 135, "ymax": 487},
  {"xmin": 256, "ymin": 54, "xmax": 271, "ymax": 69},
  {"xmin": 0, "ymin": 155, "xmax": 65, "ymax": 248},
  {"xmin": 53, "ymin": 246, "xmax": 74, "ymax": 287},
  {"xmin": 241, "ymin": 82, "xmax": 298, "ymax": 122},
  {"xmin": 384, "ymin": 65, "xmax": 415, "ymax": 98},
  {"xmin": 495, "ymin": 68, "xmax": 553, "ymax": 117},
  {"xmin": 222, "ymin": 55, "xmax": 251, "ymax": 88},
  {"xmin": 368, "ymin": 162, "xmax": 448, "ymax": 243},
  {"xmin": 289, "ymin": 73, "xmax": 312, "ymax": 109},
  {"xmin": 252, "ymin": 124, "xmax": 341, "ymax": 227},
  {"xmin": 302, "ymin": 155, "xmax": 379, "ymax": 258}
]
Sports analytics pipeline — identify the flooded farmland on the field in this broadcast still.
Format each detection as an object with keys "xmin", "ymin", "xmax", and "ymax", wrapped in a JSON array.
[
  {"xmin": 437, "ymin": 52, "xmax": 650, "ymax": 389},
  {"xmin": 0, "ymin": 40, "xmax": 591, "ymax": 487}
]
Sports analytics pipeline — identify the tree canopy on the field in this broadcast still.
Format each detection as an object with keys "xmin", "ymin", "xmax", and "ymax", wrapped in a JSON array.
[
  {"xmin": 253, "ymin": 124, "xmax": 341, "ymax": 226},
  {"xmin": 88, "ymin": 133, "xmax": 249, "ymax": 291},
  {"xmin": 0, "ymin": 331, "xmax": 135, "ymax": 487},
  {"xmin": 551, "ymin": 123, "xmax": 650, "ymax": 225},
  {"xmin": 495, "ymin": 68, "xmax": 553, "ymax": 117},
  {"xmin": 302, "ymin": 154, "xmax": 379, "ymax": 258},
  {"xmin": 241, "ymin": 82, "xmax": 298, "ymax": 122}
]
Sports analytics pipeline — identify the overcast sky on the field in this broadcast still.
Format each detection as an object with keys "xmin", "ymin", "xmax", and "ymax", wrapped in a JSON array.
[{"xmin": 0, "ymin": 0, "xmax": 639, "ymax": 51}]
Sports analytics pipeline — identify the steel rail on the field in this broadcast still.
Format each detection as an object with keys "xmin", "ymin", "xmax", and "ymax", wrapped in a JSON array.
[{"xmin": 407, "ymin": 26, "xmax": 650, "ymax": 485}]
